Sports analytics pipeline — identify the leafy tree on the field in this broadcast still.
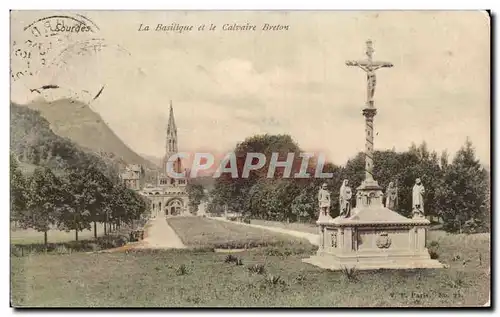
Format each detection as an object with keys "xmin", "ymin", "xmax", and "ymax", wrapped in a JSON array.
[
  {"xmin": 10, "ymin": 153, "xmax": 27, "ymax": 224},
  {"xmin": 120, "ymin": 188, "xmax": 148, "ymax": 229},
  {"xmin": 291, "ymin": 185, "xmax": 317, "ymax": 222},
  {"xmin": 437, "ymin": 139, "xmax": 489, "ymax": 233},
  {"xmin": 85, "ymin": 165, "xmax": 114, "ymax": 238},
  {"xmin": 206, "ymin": 133, "xmax": 490, "ymax": 232},
  {"xmin": 59, "ymin": 170, "xmax": 93, "ymax": 241},
  {"xmin": 23, "ymin": 167, "xmax": 65, "ymax": 245},
  {"xmin": 186, "ymin": 182, "xmax": 205, "ymax": 214},
  {"xmin": 107, "ymin": 182, "xmax": 129, "ymax": 233}
]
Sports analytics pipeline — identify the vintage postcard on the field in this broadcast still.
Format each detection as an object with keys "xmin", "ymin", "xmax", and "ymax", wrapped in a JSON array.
[{"xmin": 10, "ymin": 10, "xmax": 491, "ymax": 308}]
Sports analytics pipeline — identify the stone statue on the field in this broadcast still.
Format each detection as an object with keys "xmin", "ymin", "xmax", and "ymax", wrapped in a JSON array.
[
  {"xmin": 385, "ymin": 181, "xmax": 398, "ymax": 211},
  {"xmin": 412, "ymin": 178, "xmax": 425, "ymax": 218},
  {"xmin": 339, "ymin": 179, "xmax": 353, "ymax": 218},
  {"xmin": 345, "ymin": 40, "xmax": 393, "ymax": 104},
  {"xmin": 318, "ymin": 183, "xmax": 331, "ymax": 217}
]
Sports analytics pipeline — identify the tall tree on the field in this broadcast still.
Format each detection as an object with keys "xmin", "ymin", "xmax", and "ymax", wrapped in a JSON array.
[
  {"xmin": 23, "ymin": 167, "xmax": 65, "ymax": 245},
  {"xmin": 85, "ymin": 165, "xmax": 114, "ymax": 239},
  {"xmin": 186, "ymin": 182, "xmax": 205, "ymax": 214},
  {"xmin": 437, "ymin": 139, "xmax": 489, "ymax": 233},
  {"xmin": 59, "ymin": 169, "xmax": 93, "ymax": 241},
  {"xmin": 10, "ymin": 153, "xmax": 27, "ymax": 225}
]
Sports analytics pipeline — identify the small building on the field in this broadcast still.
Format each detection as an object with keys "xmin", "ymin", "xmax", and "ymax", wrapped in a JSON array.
[{"xmin": 120, "ymin": 164, "xmax": 143, "ymax": 191}]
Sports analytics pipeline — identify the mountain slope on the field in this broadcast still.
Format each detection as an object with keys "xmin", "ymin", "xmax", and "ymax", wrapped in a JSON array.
[
  {"xmin": 23, "ymin": 98, "xmax": 158, "ymax": 170},
  {"xmin": 10, "ymin": 103, "xmax": 119, "ymax": 179},
  {"xmin": 140, "ymin": 154, "xmax": 163, "ymax": 168}
]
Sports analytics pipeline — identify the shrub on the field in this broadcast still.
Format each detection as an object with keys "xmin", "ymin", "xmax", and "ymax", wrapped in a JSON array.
[
  {"xmin": 248, "ymin": 264, "xmax": 266, "ymax": 275},
  {"xmin": 462, "ymin": 218, "xmax": 483, "ymax": 234},
  {"xmin": 429, "ymin": 250, "xmax": 439, "ymax": 259},
  {"xmin": 55, "ymin": 245, "xmax": 70, "ymax": 255},
  {"xmin": 265, "ymin": 274, "xmax": 286, "ymax": 286},
  {"xmin": 263, "ymin": 248, "xmax": 282, "ymax": 256},
  {"xmin": 11, "ymin": 246, "xmax": 24, "ymax": 257},
  {"xmin": 176, "ymin": 264, "xmax": 189, "ymax": 276},
  {"xmin": 428, "ymin": 240, "xmax": 439, "ymax": 260},
  {"xmin": 428, "ymin": 241, "xmax": 439, "ymax": 248},
  {"xmin": 235, "ymin": 258, "xmax": 243, "ymax": 266},
  {"xmin": 88, "ymin": 243, "xmax": 101, "ymax": 252},
  {"xmin": 446, "ymin": 271, "xmax": 467, "ymax": 289},
  {"xmin": 293, "ymin": 273, "xmax": 307, "ymax": 283},
  {"xmin": 224, "ymin": 254, "xmax": 238, "ymax": 263},
  {"xmin": 340, "ymin": 266, "xmax": 358, "ymax": 282}
]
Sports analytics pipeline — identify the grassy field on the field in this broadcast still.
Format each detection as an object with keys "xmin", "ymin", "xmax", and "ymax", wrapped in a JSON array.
[
  {"xmin": 10, "ymin": 224, "xmax": 107, "ymax": 245},
  {"xmin": 249, "ymin": 219, "xmax": 319, "ymax": 234},
  {"xmin": 167, "ymin": 217, "xmax": 314, "ymax": 250},
  {"xmin": 10, "ymin": 217, "xmax": 490, "ymax": 307},
  {"xmin": 11, "ymin": 232, "xmax": 490, "ymax": 307}
]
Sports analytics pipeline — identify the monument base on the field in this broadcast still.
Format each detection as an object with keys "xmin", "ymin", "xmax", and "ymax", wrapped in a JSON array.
[
  {"xmin": 303, "ymin": 205, "xmax": 446, "ymax": 271},
  {"xmin": 303, "ymin": 251, "xmax": 445, "ymax": 271}
]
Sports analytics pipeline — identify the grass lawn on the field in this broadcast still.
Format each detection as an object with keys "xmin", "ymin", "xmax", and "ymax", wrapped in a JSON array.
[
  {"xmin": 11, "ymin": 231, "xmax": 490, "ymax": 307},
  {"xmin": 10, "ymin": 224, "xmax": 107, "ymax": 245},
  {"xmin": 249, "ymin": 219, "xmax": 319, "ymax": 234},
  {"xmin": 10, "ymin": 217, "xmax": 490, "ymax": 307},
  {"xmin": 167, "ymin": 217, "xmax": 313, "ymax": 250}
]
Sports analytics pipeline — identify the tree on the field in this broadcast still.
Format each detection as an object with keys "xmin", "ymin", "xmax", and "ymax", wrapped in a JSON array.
[
  {"xmin": 23, "ymin": 167, "xmax": 65, "ymax": 245},
  {"xmin": 107, "ymin": 182, "xmax": 129, "ymax": 233},
  {"xmin": 186, "ymin": 182, "xmax": 205, "ymax": 214},
  {"xmin": 10, "ymin": 153, "xmax": 27, "ymax": 225},
  {"xmin": 291, "ymin": 185, "xmax": 317, "ymax": 222},
  {"xmin": 119, "ymin": 188, "xmax": 148, "ymax": 229},
  {"xmin": 437, "ymin": 139, "xmax": 489, "ymax": 233},
  {"xmin": 59, "ymin": 169, "xmax": 93, "ymax": 241},
  {"xmin": 85, "ymin": 165, "xmax": 114, "ymax": 239}
]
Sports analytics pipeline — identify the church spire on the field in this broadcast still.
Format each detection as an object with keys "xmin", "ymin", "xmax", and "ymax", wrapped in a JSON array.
[
  {"xmin": 165, "ymin": 100, "xmax": 179, "ymax": 170},
  {"xmin": 167, "ymin": 100, "xmax": 177, "ymax": 135}
]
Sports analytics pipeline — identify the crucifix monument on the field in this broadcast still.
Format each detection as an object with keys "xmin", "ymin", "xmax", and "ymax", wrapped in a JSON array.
[
  {"xmin": 346, "ymin": 39, "xmax": 392, "ymax": 189},
  {"xmin": 303, "ymin": 40, "xmax": 445, "ymax": 270}
]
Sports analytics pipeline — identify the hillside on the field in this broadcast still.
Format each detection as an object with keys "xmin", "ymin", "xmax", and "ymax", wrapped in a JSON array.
[
  {"xmin": 140, "ymin": 154, "xmax": 163, "ymax": 168},
  {"xmin": 23, "ymin": 98, "xmax": 158, "ymax": 170},
  {"xmin": 10, "ymin": 103, "xmax": 119, "ymax": 179}
]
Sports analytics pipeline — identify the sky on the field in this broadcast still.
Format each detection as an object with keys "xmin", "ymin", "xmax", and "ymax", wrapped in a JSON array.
[{"xmin": 10, "ymin": 11, "xmax": 491, "ymax": 166}]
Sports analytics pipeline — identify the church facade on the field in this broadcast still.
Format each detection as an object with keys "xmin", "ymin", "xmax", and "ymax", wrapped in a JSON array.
[{"xmin": 139, "ymin": 101, "xmax": 190, "ymax": 217}]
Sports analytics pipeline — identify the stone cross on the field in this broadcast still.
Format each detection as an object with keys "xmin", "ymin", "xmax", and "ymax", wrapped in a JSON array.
[
  {"xmin": 346, "ymin": 40, "xmax": 393, "ymax": 181},
  {"xmin": 346, "ymin": 40, "xmax": 393, "ymax": 106}
]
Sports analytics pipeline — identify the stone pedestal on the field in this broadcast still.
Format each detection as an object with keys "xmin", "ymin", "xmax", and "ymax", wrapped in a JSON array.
[{"xmin": 303, "ymin": 203, "xmax": 445, "ymax": 270}]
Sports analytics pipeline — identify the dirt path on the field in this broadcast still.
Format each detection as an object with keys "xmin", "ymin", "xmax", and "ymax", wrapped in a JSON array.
[
  {"xmin": 210, "ymin": 217, "xmax": 319, "ymax": 246},
  {"xmin": 136, "ymin": 216, "xmax": 186, "ymax": 249}
]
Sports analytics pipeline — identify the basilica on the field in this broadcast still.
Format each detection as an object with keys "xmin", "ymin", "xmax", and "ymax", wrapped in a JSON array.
[{"xmin": 123, "ymin": 101, "xmax": 190, "ymax": 217}]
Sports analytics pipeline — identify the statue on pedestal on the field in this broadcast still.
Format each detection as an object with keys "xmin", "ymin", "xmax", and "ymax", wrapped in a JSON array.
[
  {"xmin": 412, "ymin": 178, "xmax": 425, "ymax": 218},
  {"xmin": 385, "ymin": 181, "xmax": 398, "ymax": 211},
  {"xmin": 339, "ymin": 179, "xmax": 353, "ymax": 218},
  {"xmin": 318, "ymin": 183, "xmax": 331, "ymax": 217}
]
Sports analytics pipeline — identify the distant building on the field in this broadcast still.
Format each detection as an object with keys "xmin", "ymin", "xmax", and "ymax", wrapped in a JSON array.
[
  {"xmin": 120, "ymin": 164, "xmax": 142, "ymax": 191},
  {"xmin": 139, "ymin": 101, "xmax": 189, "ymax": 217}
]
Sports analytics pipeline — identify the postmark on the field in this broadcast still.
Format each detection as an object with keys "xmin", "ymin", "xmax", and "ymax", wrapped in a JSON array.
[
  {"xmin": 11, "ymin": 13, "xmax": 131, "ymax": 104},
  {"xmin": 11, "ymin": 14, "xmax": 99, "ymax": 82}
]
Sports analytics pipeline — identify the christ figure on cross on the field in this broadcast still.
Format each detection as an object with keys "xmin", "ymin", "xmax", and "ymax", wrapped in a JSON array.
[{"xmin": 346, "ymin": 40, "xmax": 393, "ymax": 104}]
